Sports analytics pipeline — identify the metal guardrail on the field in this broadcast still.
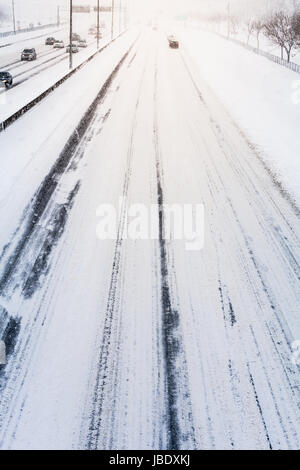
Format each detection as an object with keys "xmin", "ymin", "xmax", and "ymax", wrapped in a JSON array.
[
  {"xmin": 0, "ymin": 23, "xmax": 58, "ymax": 39},
  {"xmin": 0, "ymin": 31, "xmax": 129, "ymax": 133}
]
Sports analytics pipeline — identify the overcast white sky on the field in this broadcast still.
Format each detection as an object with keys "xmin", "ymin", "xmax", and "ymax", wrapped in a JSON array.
[
  {"xmin": 0, "ymin": 1, "xmax": 298, "ymax": 26},
  {"xmin": 0, "ymin": 0, "xmax": 223, "ymax": 18}
]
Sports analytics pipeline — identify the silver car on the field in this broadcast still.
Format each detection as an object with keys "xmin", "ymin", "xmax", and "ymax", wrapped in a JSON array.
[{"xmin": 54, "ymin": 40, "xmax": 64, "ymax": 49}]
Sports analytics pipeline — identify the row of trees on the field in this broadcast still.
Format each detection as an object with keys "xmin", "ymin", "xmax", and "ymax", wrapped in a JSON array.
[
  {"xmin": 203, "ymin": 2, "xmax": 300, "ymax": 63},
  {"xmin": 245, "ymin": 11, "xmax": 300, "ymax": 61}
]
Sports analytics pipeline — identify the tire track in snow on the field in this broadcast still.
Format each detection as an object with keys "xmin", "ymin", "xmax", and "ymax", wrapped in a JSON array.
[
  {"xmin": 153, "ymin": 61, "xmax": 196, "ymax": 450},
  {"xmin": 179, "ymin": 48, "xmax": 300, "ymax": 446},
  {"xmin": 0, "ymin": 44, "xmax": 137, "ymax": 442},
  {"xmin": 0, "ymin": 46, "xmax": 134, "ymax": 299},
  {"xmin": 87, "ymin": 50, "xmax": 147, "ymax": 450}
]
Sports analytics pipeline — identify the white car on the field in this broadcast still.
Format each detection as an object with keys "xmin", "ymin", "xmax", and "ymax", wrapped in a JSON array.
[
  {"xmin": 78, "ymin": 39, "xmax": 87, "ymax": 48},
  {"xmin": 53, "ymin": 40, "xmax": 64, "ymax": 49}
]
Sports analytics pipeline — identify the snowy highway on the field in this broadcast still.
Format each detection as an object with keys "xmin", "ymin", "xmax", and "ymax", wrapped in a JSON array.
[
  {"xmin": 0, "ymin": 14, "xmax": 112, "ymax": 121},
  {"xmin": 0, "ymin": 28, "xmax": 300, "ymax": 450}
]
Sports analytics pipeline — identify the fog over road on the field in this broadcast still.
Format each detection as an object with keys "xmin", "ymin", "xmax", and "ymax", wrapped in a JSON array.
[{"xmin": 0, "ymin": 29, "xmax": 299, "ymax": 450}]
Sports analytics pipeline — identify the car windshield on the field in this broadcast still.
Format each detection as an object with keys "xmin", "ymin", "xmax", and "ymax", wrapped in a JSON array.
[
  {"xmin": 23, "ymin": 49, "xmax": 33, "ymax": 53},
  {"xmin": 0, "ymin": 72, "xmax": 9, "ymax": 78}
]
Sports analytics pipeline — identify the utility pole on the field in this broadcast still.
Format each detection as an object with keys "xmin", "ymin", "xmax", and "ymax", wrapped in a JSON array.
[
  {"xmin": 57, "ymin": 5, "xmax": 60, "ymax": 27},
  {"xmin": 125, "ymin": 0, "xmax": 128, "ymax": 30},
  {"xmin": 119, "ymin": 0, "xmax": 122, "ymax": 33},
  {"xmin": 227, "ymin": 1, "xmax": 230, "ymax": 39},
  {"xmin": 97, "ymin": 0, "xmax": 100, "ymax": 49},
  {"xmin": 111, "ymin": 0, "xmax": 115, "ymax": 40},
  {"xmin": 69, "ymin": 0, "xmax": 73, "ymax": 69},
  {"xmin": 12, "ymin": 0, "xmax": 16, "ymax": 34}
]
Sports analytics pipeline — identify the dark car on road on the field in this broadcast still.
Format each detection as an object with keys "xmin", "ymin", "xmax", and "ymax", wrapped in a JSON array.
[
  {"xmin": 66, "ymin": 43, "xmax": 79, "ymax": 53},
  {"xmin": 21, "ymin": 48, "xmax": 37, "ymax": 61},
  {"xmin": 168, "ymin": 35, "xmax": 179, "ymax": 49},
  {"xmin": 0, "ymin": 71, "xmax": 13, "ymax": 89},
  {"xmin": 45, "ymin": 37, "xmax": 56, "ymax": 45}
]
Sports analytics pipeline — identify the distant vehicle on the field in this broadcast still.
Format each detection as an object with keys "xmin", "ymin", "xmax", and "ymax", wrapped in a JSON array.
[
  {"xmin": 89, "ymin": 27, "xmax": 96, "ymax": 35},
  {"xmin": 66, "ymin": 44, "xmax": 79, "ymax": 53},
  {"xmin": 53, "ymin": 40, "xmax": 64, "ymax": 49},
  {"xmin": 168, "ymin": 36, "xmax": 179, "ymax": 49},
  {"xmin": 45, "ymin": 37, "xmax": 56, "ymax": 45},
  {"xmin": 0, "ymin": 71, "xmax": 13, "ymax": 89},
  {"xmin": 94, "ymin": 32, "xmax": 102, "ymax": 40},
  {"xmin": 71, "ymin": 33, "xmax": 81, "ymax": 42},
  {"xmin": 78, "ymin": 39, "xmax": 87, "ymax": 48},
  {"xmin": 21, "ymin": 48, "xmax": 37, "ymax": 61}
]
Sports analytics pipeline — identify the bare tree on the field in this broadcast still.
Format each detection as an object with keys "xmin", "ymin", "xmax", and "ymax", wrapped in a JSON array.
[
  {"xmin": 245, "ymin": 18, "xmax": 255, "ymax": 44},
  {"xmin": 253, "ymin": 19, "xmax": 264, "ymax": 49},
  {"xmin": 230, "ymin": 15, "xmax": 240, "ymax": 35},
  {"xmin": 264, "ymin": 11, "xmax": 300, "ymax": 62}
]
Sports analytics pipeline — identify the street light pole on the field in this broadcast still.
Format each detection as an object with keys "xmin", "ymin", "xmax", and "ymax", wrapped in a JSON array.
[
  {"xmin": 119, "ymin": 0, "xmax": 122, "ymax": 33},
  {"xmin": 57, "ymin": 6, "xmax": 60, "ymax": 27},
  {"xmin": 227, "ymin": 1, "xmax": 231, "ymax": 38},
  {"xmin": 111, "ymin": 0, "xmax": 115, "ymax": 40},
  {"xmin": 12, "ymin": 0, "xmax": 16, "ymax": 34},
  {"xmin": 125, "ymin": 0, "xmax": 128, "ymax": 30},
  {"xmin": 69, "ymin": 0, "xmax": 73, "ymax": 69},
  {"xmin": 97, "ymin": 0, "xmax": 100, "ymax": 49}
]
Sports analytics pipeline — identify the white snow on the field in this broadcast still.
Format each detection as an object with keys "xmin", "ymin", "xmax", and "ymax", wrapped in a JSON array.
[
  {"xmin": 0, "ymin": 24, "xmax": 299, "ymax": 451},
  {"xmin": 179, "ymin": 27, "xmax": 300, "ymax": 206}
]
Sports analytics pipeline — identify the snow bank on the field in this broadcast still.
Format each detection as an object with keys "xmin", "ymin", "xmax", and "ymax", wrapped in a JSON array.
[{"xmin": 180, "ymin": 29, "xmax": 300, "ymax": 206}]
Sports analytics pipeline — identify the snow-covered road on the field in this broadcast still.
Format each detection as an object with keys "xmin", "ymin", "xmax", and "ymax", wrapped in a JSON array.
[
  {"xmin": 0, "ymin": 12, "xmax": 115, "ymax": 121},
  {"xmin": 0, "ymin": 29, "xmax": 299, "ymax": 450}
]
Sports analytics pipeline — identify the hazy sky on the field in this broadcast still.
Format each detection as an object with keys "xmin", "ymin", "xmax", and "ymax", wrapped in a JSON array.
[{"xmin": 0, "ymin": 0, "xmax": 297, "ymax": 25}]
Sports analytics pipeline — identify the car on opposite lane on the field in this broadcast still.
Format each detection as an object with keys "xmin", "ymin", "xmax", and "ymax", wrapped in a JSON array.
[
  {"xmin": 71, "ymin": 33, "xmax": 81, "ymax": 42},
  {"xmin": 0, "ymin": 71, "xmax": 13, "ymax": 89},
  {"xmin": 45, "ymin": 37, "xmax": 56, "ymax": 45},
  {"xmin": 53, "ymin": 40, "xmax": 65, "ymax": 49},
  {"xmin": 21, "ymin": 48, "xmax": 37, "ymax": 61},
  {"xmin": 78, "ymin": 39, "xmax": 87, "ymax": 48},
  {"xmin": 66, "ymin": 43, "xmax": 79, "ymax": 53}
]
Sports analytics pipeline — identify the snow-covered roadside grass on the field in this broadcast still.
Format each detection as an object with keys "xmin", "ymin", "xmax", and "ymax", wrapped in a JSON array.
[
  {"xmin": 197, "ymin": 21, "xmax": 300, "ymax": 65},
  {"xmin": 180, "ymin": 28, "xmax": 300, "ymax": 207}
]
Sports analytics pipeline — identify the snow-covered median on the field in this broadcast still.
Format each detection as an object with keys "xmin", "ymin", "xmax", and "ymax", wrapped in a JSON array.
[{"xmin": 180, "ymin": 29, "xmax": 300, "ymax": 206}]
